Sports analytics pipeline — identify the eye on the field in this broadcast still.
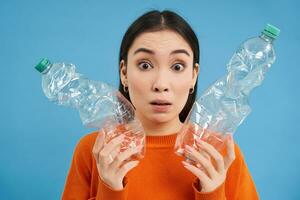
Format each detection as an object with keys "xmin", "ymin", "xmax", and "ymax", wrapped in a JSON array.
[
  {"xmin": 171, "ymin": 63, "xmax": 185, "ymax": 72},
  {"xmin": 137, "ymin": 61, "xmax": 153, "ymax": 71}
]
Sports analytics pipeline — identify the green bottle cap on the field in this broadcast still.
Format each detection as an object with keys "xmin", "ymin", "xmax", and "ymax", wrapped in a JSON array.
[
  {"xmin": 35, "ymin": 58, "xmax": 51, "ymax": 73},
  {"xmin": 262, "ymin": 24, "xmax": 280, "ymax": 39}
]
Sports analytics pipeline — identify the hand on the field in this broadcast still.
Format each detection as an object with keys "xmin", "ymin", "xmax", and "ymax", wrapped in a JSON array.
[
  {"xmin": 182, "ymin": 134, "xmax": 235, "ymax": 193},
  {"xmin": 92, "ymin": 133, "xmax": 142, "ymax": 190}
]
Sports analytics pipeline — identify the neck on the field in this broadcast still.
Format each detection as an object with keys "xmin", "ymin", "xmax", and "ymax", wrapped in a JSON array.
[{"xmin": 136, "ymin": 114, "xmax": 183, "ymax": 136}]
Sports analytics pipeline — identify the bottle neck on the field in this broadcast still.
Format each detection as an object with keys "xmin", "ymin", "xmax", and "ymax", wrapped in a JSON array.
[
  {"xmin": 260, "ymin": 33, "xmax": 275, "ymax": 43},
  {"xmin": 41, "ymin": 63, "xmax": 52, "ymax": 74}
]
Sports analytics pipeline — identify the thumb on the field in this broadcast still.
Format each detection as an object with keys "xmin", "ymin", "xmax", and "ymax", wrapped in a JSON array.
[
  {"xmin": 224, "ymin": 134, "xmax": 236, "ymax": 170},
  {"xmin": 92, "ymin": 130, "xmax": 105, "ymax": 157}
]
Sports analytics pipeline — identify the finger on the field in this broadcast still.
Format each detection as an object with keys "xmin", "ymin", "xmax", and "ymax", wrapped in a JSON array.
[
  {"xmin": 201, "ymin": 151, "xmax": 211, "ymax": 161},
  {"xmin": 111, "ymin": 145, "xmax": 143, "ymax": 170},
  {"xmin": 197, "ymin": 140, "xmax": 225, "ymax": 173},
  {"xmin": 103, "ymin": 142, "xmax": 122, "ymax": 166},
  {"xmin": 116, "ymin": 160, "xmax": 140, "ymax": 178},
  {"xmin": 182, "ymin": 161, "xmax": 211, "ymax": 184},
  {"xmin": 224, "ymin": 134, "xmax": 236, "ymax": 170},
  {"xmin": 92, "ymin": 131, "xmax": 106, "ymax": 162},
  {"xmin": 99, "ymin": 135, "xmax": 125, "ymax": 168},
  {"xmin": 185, "ymin": 145, "xmax": 217, "ymax": 179},
  {"xmin": 100, "ymin": 134, "xmax": 125, "ymax": 158}
]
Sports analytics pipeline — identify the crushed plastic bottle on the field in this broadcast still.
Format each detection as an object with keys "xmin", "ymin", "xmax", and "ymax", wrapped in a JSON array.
[
  {"xmin": 175, "ymin": 24, "xmax": 280, "ymax": 167},
  {"xmin": 35, "ymin": 59, "xmax": 146, "ymax": 159}
]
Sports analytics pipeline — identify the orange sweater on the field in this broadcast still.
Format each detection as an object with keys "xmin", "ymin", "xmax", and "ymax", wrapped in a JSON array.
[{"xmin": 62, "ymin": 132, "xmax": 259, "ymax": 200}]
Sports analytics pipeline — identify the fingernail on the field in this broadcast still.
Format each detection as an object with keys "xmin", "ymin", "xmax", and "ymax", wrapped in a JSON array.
[
  {"xmin": 185, "ymin": 145, "xmax": 192, "ymax": 150},
  {"xmin": 182, "ymin": 161, "xmax": 189, "ymax": 165},
  {"xmin": 118, "ymin": 135, "xmax": 125, "ymax": 140},
  {"xmin": 136, "ymin": 146, "xmax": 143, "ymax": 151},
  {"xmin": 197, "ymin": 140, "xmax": 204, "ymax": 145}
]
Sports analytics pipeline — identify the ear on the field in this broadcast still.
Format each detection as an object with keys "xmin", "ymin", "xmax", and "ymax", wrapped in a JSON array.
[
  {"xmin": 191, "ymin": 63, "xmax": 199, "ymax": 87},
  {"xmin": 120, "ymin": 60, "xmax": 128, "ymax": 86}
]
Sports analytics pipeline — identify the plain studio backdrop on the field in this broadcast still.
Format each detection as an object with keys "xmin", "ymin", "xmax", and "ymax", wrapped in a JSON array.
[{"xmin": 0, "ymin": 0, "xmax": 299, "ymax": 199}]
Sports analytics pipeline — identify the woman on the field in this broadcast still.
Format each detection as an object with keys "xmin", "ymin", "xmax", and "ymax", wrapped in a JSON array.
[{"xmin": 62, "ymin": 10, "xmax": 259, "ymax": 200}]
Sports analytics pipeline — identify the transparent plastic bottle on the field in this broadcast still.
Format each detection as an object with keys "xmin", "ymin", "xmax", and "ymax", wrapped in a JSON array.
[
  {"xmin": 175, "ymin": 24, "xmax": 280, "ymax": 167},
  {"xmin": 35, "ymin": 59, "xmax": 145, "ymax": 159}
]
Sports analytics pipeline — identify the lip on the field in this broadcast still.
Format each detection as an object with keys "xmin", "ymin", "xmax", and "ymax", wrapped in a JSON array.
[
  {"xmin": 149, "ymin": 99, "xmax": 172, "ymax": 112},
  {"xmin": 149, "ymin": 99, "xmax": 172, "ymax": 105},
  {"xmin": 150, "ymin": 104, "xmax": 171, "ymax": 112}
]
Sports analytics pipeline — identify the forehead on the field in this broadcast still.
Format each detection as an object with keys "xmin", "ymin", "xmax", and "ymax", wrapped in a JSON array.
[{"xmin": 128, "ymin": 29, "xmax": 193, "ymax": 55}]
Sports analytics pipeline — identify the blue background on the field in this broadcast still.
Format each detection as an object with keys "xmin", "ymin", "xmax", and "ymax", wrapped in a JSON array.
[{"xmin": 1, "ymin": 0, "xmax": 299, "ymax": 199}]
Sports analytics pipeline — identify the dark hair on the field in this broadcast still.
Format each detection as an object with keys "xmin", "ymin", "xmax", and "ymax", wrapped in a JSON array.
[{"xmin": 118, "ymin": 9, "xmax": 199, "ymax": 123}]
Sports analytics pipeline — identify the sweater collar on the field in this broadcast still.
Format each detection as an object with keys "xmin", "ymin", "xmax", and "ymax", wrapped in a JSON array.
[{"xmin": 145, "ymin": 132, "xmax": 178, "ymax": 147}]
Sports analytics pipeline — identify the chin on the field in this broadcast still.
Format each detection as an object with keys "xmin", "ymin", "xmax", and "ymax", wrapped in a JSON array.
[{"xmin": 148, "ymin": 113, "xmax": 176, "ymax": 124}]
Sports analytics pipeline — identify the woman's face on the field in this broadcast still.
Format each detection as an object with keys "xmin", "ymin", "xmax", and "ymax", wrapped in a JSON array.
[{"xmin": 120, "ymin": 29, "xmax": 199, "ymax": 125}]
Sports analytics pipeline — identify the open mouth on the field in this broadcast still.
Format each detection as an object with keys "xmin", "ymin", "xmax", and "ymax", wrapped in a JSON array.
[
  {"xmin": 150, "ymin": 99, "xmax": 172, "ymax": 105},
  {"xmin": 149, "ymin": 100, "xmax": 172, "ymax": 112},
  {"xmin": 150, "ymin": 102, "xmax": 172, "ymax": 106}
]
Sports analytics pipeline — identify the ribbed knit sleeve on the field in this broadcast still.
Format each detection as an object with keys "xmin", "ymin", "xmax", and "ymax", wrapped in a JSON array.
[
  {"xmin": 62, "ymin": 133, "xmax": 130, "ymax": 200},
  {"xmin": 192, "ymin": 144, "xmax": 259, "ymax": 200}
]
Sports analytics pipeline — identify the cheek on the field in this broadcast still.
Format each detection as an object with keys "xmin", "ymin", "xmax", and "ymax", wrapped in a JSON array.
[
  {"xmin": 173, "ymin": 78, "xmax": 191, "ymax": 110},
  {"xmin": 127, "ymin": 72, "xmax": 148, "ymax": 108}
]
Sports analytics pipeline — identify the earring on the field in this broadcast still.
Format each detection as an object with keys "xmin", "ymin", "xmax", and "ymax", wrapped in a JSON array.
[
  {"xmin": 123, "ymin": 85, "xmax": 128, "ymax": 93},
  {"xmin": 189, "ymin": 87, "xmax": 194, "ymax": 94}
]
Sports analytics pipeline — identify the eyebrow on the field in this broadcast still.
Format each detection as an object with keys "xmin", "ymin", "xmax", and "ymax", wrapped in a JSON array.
[{"xmin": 133, "ymin": 47, "xmax": 190, "ymax": 57}]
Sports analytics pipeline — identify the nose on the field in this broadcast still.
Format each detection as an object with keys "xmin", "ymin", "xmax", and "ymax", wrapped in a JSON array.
[{"xmin": 152, "ymin": 70, "xmax": 169, "ymax": 93}]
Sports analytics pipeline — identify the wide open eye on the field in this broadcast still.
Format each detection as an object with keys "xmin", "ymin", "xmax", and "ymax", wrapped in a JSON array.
[
  {"xmin": 138, "ymin": 61, "xmax": 153, "ymax": 71},
  {"xmin": 171, "ymin": 63, "xmax": 185, "ymax": 72}
]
